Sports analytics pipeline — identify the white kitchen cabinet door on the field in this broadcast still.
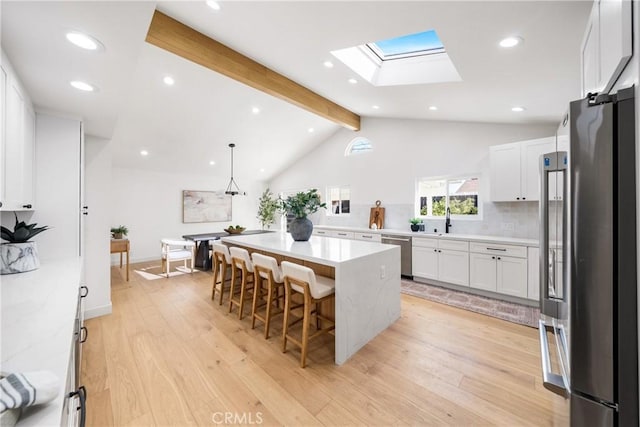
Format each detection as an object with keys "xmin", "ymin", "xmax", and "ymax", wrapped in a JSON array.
[
  {"xmin": 354, "ymin": 232, "xmax": 381, "ymax": 242},
  {"xmin": 0, "ymin": 65, "xmax": 5, "ymax": 207},
  {"xmin": 527, "ymin": 247, "xmax": 540, "ymax": 301},
  {"xmin": 312, "ymin": 229, "xmax": 329, "ymax": 236},
  {"xmin": 438, "ymin": 249, "xmax": 469, "ymax": 286},
  {"xmin": 469, "ymin": 253, "xmax": 497, "ymax": 292},
  {"xmin": 521, "ymin": 137, "xmax": 556, "ymax": 201},
  {"xmin": 598, "ymin": 0, "xmax": 632, "ymax": 93},
  {"xmin": 496, "ymin": 256, "xmax": 528, "ymax": 298},
  {"xmin": 581, "ymin": 5, "xmax": 600, "ymax": 96},
  {"xmin": 412, "ymin": 246, "xmax": 438, "ymax": 280},
  {"xmin": 331, "ymin": 230, "xmax": 355, "ymax": 239},
  {"xmin": 490, "ymin": 143, "xmax": 521, "ymax": 202}
]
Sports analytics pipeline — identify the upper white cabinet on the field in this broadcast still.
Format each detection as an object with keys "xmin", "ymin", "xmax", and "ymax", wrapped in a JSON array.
[
  {"xmin": 581, "ymin": 0, "xmax": 633, "ymax": 96},
  {"xmin": 1, "ymin": 51, "xmax": 36, "ymax": 211},
  {"xmin": 490, "ymin": 137, "xmax": 555, "ymax": 202}
]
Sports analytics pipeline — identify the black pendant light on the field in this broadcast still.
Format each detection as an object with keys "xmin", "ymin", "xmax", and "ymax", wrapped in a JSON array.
[{"xmin": 224, "ymin": 143, "xmax": 245, "ymax": 196}]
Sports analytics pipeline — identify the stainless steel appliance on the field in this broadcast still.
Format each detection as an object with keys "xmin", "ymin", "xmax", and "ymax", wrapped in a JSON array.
[
  {"xmin": 538, "ymin": 87, "xmax": 638, "ymax": 426},
  {"xmin": 381, "ymin": 234, "xmax": 412, "ymax": 277}
]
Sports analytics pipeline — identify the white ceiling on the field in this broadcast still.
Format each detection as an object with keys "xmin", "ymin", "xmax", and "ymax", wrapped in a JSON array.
[{"xmin": 1, "ymin": 1, "xmax": 592, "ymax": 181}]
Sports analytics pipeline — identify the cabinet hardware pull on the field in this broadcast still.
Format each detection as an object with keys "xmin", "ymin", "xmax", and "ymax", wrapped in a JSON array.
[
  {"xmin": 516, "ymin": 197, "xmax": 520, "ymax": 200},
  {"xmin": 362, "ymin": 235, "xmax": 372, "ymax": 238},
  {"xmin": 486, "ymin": 247, "xmax": 507, "ymax": 251},
  {"xmin": 22, "ymin": 204, "xmax": 32, "ymax": 209},
  {"xmin": 80, "ymin": 286, "xmax": 89, "ymax": 298},
  {"xmin": 492, "ymin": 256, "xmax": 496, "ymax": 259},
  {"xmin": 497, "ymin": 257, "xmax": 501, "ymax": 260},
  {"xmin": 68, "ymin": 385, "xmax": 87, "ymax": 427},
  {"xmin": 80, "ymin": 326, "xmax": 88, "ymax": 343}
]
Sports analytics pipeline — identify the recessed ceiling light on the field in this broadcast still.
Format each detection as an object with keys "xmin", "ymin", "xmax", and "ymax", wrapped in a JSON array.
[
  {"xmin": 259, "ymin": 168, "xmax": 265, "ymax": 173},
  {"xmin": 65, "ymin": 31, "xmax": 103, "ymax": 51},
  {"xmin": 348, "ymin": 78, "xmax": 358, "ymax": 84},
  {"xmin": 163, "ymin": 76, "xmax": 175, "ymax": 86},
  {"xmin": 323, "ymin": 61, "xmax": 334, "ymax": 68},
  {"xmin": 70, "ymin": 80, "xmax": 96, "ymax": 92},
  {"xmin": 140, "ymin": 150, "xmax": 149, "ymax": 156},
  {"xmin": 372, "ymin": 105, "xmax": 380, "ymax": 110},
  {"xmin": 308, "ymin": 128, "xmax": 315, "ymax": 133},
  {"xmin": 428, "ymin": 106, "xmax": 438, "ymax": 111},
  {"xmin": 252, "ymin": 107, "xmax": 260, "ymax": 114},
  {"xmin": 511, "ymin": 106, "xmax": 526, "ymax": 112},
  {"xmin": 206, "ymin": 0, "xmax": 221, "ymax": 11},
  {"xmin": 499, "ymin": 36, "xmax": 523, "ymax": 48},
  {"xmin": 209, "ymin": 160, "xmax": 216, "ymax": 165}
]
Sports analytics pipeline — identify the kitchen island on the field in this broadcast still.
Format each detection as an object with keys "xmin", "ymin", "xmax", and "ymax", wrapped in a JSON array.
[{"xmin": 222, "ymin": 232, "xmax": 401, "ymax": 365}]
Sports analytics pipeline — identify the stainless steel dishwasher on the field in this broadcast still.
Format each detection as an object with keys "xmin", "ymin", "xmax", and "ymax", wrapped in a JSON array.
[{"xmin": 381, "ymin": 234, "xmax": 412, "ymax": 278}]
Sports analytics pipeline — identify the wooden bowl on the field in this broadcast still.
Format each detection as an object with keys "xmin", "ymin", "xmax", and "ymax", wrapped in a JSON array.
[{"xmin": 224, "ymin": 227, "xmax": 246, "ymax": 234}]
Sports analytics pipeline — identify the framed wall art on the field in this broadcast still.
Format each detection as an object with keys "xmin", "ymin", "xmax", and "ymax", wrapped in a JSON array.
[{"xmin": 182, "ymin": 190, "xmax": 232, "ymax": 223}]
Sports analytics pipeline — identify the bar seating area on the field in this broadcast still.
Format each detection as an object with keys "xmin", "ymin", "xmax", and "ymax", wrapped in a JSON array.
[{"xmin": 208, "ymin": 241, "xmax": 337, "ymax": 367}]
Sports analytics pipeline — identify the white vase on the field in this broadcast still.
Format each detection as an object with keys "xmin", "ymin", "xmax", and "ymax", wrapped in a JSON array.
[{"xmin": 0, "ymin": 242, "xmax": 40, "ymax": 275}]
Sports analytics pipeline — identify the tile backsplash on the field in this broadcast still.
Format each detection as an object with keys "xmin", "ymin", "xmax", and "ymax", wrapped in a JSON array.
[{"xmin": 317, "ymin": 202, "xmax": 539, "ymax": 239}]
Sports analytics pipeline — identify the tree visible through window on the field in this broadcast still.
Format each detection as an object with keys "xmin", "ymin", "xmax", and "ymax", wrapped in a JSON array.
[
  {"xmin": 327, "ymin": 186, "xmax": 350, "ymax": 215},
  {"xmin": 418, "ymin": 177, "xmax": 479, "ymax": 217}
]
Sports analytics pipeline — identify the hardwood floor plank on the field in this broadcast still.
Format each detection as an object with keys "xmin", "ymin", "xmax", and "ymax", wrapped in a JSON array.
[{"xmin": 81, "ymin": 262, "xmax": 569, "ymax": 426}]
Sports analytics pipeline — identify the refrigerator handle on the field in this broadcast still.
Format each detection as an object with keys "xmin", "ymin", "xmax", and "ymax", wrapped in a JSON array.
[
  {"xmin": 561, "ymin": 152, "xmax": 569, "ymax": 303},
  {"xmin": 538, "ymin": 320, "xmax": 569, "ymax": 398},
  {"xmin": 539, "ymin": 154, "xmax": 551, "ymax": 307}
]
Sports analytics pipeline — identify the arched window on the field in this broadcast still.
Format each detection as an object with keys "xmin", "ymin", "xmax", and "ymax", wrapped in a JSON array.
[{"xmin": 345, "ymin": 137, "xmax": 373, "ymax": 156}]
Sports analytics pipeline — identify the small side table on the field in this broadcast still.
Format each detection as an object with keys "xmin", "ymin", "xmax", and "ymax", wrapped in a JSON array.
[{"xmin": 110, "ymin": 238, "xmax": 130, "ymax": 281}]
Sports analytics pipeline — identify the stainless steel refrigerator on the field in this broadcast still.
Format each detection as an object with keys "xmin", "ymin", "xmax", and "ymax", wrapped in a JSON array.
[{"xmin": 538, "ymin": 86, "xmax": 638, "ymax": 426}]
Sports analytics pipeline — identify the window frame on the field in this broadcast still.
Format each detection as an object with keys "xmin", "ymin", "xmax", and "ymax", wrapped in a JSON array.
[
  {"xmin": 344, "ymin": 137, "xmax": 373, "ymax": 156},
  {"xmin": 416, "ymin": 174, "xmax": 482, "ymax": 221},
  {"xmin": 326, "ymin": 185, "xmax": 351, "ymax": 216}
]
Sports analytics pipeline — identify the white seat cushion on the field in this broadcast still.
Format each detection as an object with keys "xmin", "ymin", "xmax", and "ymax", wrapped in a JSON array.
[
  {"xmin": 212, "ymin": 242, "xmax": 232, "ymax": 264},
  {"xmin": 165, "ymin": 249, "xmax": 192, "ymax": 260},
  {"xmin": 161, "ymin": 238, "xmax": 195, "ymax": 247},
  {"xmin": 312, "ymin": 275, "xmax": 336, "ymax": 299},
  {"xmin": 229, "ymin": 247, "xmax": 254, "ymax": 273},
  {"xmin": 282, "ymin": 261, "xmax": 335, "ymax": 299},
  {"xmin": 251, "ymin": 253, "xmax": 283, "ymax": 283}
]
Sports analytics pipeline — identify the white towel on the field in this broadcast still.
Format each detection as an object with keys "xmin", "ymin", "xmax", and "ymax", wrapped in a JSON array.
[{"xmin": 0, "ymin": 371, "xmax": 59, "ymax": 413}]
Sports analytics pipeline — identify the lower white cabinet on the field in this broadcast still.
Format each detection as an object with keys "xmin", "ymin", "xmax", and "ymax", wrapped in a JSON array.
[
  {"xmin": 412, "ymin": 237, "xmax": 469, "ymax": 286},
  {"xmin": 354, "ymin": 232, "xmax": 381, "ymax": 242},
  {"xmin": 469, "ymin": 242, "xmax": 528, "ymax": 298}
]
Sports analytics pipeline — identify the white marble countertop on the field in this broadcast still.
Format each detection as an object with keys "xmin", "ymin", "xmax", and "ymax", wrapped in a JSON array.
[
  {"xmin": 314, "ymin": 225, "xmax": 539, "ymax": 247},
  {"xmin": 222, "ymin": 232, "xmax": 396, "ymax": 266},
  {"xmin": 1, "ymin": 257, "xmax": 82, "ymax": 426}
]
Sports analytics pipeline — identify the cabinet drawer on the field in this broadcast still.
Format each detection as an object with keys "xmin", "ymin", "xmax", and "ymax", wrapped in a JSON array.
[
  {"xmin": 469, "ymin": 242, "xmax": 526, "ymax": 258},
  {"xmin": 312, "ymin": 229, "xmax": 330, "ymax": 236},
  {"xmin": 354, "ymin": 233, "xmax": 381, "ymax": 242},
  {"xmin": 413, "ymin": 237, "xmax": 438, "ymax": 249},
  {"xmin": 331, "ymin": 231, "xmax": 355, "ymax": 239},
  {"xmin": 438, "ymin": 239, "xmax": 469, "ymax": 252}
]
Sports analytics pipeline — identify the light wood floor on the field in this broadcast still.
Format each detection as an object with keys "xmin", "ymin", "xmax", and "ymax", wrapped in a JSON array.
[{"xmin": 82, "ymin": 260, "xmax": 569, "ymax": 426}]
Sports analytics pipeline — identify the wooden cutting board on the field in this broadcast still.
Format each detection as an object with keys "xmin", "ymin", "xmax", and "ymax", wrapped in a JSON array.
[{"xmin": 369, "ymin": 207, "xmax": 385, "ymax": 230}]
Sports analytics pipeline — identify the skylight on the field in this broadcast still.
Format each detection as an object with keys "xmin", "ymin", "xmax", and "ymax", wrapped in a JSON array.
[{"xmin": 367, "ymin": 30, "xmax": 445, "ymax": 61}]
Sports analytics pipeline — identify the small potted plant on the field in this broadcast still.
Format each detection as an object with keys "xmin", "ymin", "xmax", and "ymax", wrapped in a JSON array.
[
  {"xmin": 409, "ymin": 218, "xmax": 423, "ymax": 232},
  {"xmin": 256, "ymin": 188, "xmax": 278, "ymax": 230},
  {"xmin": 277, "ymin": 189, "xmax": 326, "ymax": 241},
  {"xmin": 1, "ymin": 213, "xmax": 49, "ymax": 274},
  {"xmin": 111, "ymin": 225, "xmax": 128, "ymax": 239}
]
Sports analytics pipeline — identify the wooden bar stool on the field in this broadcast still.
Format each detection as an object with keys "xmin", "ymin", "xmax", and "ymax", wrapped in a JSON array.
[
  {"xmin": 251, "ymin": 253, "xmax": 286, "ymax": 339},
  {"xmin": 281, "ymin": 261, "xmax": 335, "ymax": 368},
  {"xmin": 211, "ymin": 242, "xmax": 233, "ymax": 304},
  {"xmin": 228, "ymin": 247, "xmax": 255, "ymax": 320}
]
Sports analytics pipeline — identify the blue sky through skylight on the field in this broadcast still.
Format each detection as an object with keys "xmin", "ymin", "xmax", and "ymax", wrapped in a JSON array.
[{"xmin": 370, "ymin": 30, "xmax": 444, "ymax": 58}]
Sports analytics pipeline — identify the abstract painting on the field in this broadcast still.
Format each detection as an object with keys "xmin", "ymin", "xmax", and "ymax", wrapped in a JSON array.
[{"xmin": 182, "ymin": 190, "xmax": 232, "ymax": 223}]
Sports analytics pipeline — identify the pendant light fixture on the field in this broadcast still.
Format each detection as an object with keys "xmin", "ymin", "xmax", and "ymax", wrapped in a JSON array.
[{"xmin": 224, "ymin": 143, "xmax": 245, "ymax": 196}]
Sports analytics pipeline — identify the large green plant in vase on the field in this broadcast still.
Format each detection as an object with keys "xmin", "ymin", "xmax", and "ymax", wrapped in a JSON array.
[{"xmin": 278, "ymin": 189, "xmax": 326, "ymax": 241}]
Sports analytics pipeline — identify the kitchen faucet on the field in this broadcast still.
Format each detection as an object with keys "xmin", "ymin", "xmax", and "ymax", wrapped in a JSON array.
[{"xmin": 445, "ymin": 207, "xmax": 452, "ymax": 233}]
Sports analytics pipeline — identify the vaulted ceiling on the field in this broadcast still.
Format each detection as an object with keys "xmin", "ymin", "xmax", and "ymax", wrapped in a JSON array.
[{"xmin": 1, "ymin": 1, "xmax": 592, "ymax": 181}]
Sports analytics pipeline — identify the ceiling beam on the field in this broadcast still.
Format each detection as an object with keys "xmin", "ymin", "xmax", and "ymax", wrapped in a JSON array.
[{"xmin": 146, "ymin": 10, "xmax": 361, "ymax": 131}]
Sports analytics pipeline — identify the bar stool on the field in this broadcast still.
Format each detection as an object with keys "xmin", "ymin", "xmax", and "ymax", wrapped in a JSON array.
[
  {"xmin": 228, "ymin": 247, "xmax": 255, "ymax": 320},
  {"xmin": 251, "ymin": 253, "xmax": 286, "ymax": 339},
  {"xmin": 281, "ymin": 261, "xmax": 335, "ymax": 368},
  {"xmin": 211, "ymin": 242, "xmax": 233, "ymax": 304}
]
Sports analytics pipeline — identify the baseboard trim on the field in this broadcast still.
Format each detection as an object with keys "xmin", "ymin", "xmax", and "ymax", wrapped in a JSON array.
[{"xmin": 84, "ymin": 303, "xmax": 112, "ymax": 319}]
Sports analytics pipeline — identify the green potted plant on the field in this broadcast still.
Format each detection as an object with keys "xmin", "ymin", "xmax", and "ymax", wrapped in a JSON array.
[
  {"xmin": 256, "ymin": 188, "xmax": 278, "ymax": 230},
  {"xmin": 409, "ymin": 217, "xmax": 422, "ymax": 232},
  {"xmin": 1, "ymin": 213, "xmax": 49, "ymax": 274},
  {"xmin": 277, "ymin": 189, "xmax": 326, "ymax": 241},
  {"xmin": 110, "ymin": 225, "xmax": 128, "ymax": 239}
]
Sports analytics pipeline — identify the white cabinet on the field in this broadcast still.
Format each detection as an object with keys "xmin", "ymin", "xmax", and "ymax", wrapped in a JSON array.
[
  {"xmin": 312, "ymin": 229, "xmax": 330, "ymax": 237},
  {"xmin": 581, "ymin": 0, "xmax": 633, "ymax": 96},
  {"xmin": 527, "ymin": 247, "xmax": 540, "ymax": 301},
  {"xmin": 469, "ymin": 242, "xmax": 528, "ymax": 298},
  {"xmin": 331, "ymin": 230, "xmax": 355, "ymax": 239},
  {"xmin": 1, "ymin": 51, "xmax": 36, "ymax": 211},
  {"xmin": 490, "ymin": 137, "xmax": 555, "ymax": 202},
  {"xmin": 412, "ymin": 237, "xmax": 469, "ymax": 286},
  {"xmin": 354, "ymin": 232, "xmax": 381, "ymax": 242}
]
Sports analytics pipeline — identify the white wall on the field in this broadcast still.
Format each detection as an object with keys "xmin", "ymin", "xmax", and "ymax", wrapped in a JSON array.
[
  {"xmin": 269, "ymin": 116, "xmax": 556, "ymax": 237},
  {"xmin": 84, "ymin": 135, "xmax": 112, "ymax": 318},
  {"xmin": 111, "ymin": 167, "xmax": 264, "ymax": 262}
]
